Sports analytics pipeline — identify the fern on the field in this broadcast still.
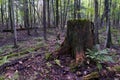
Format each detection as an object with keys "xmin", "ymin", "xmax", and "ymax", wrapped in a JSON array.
[{"xmin": 86, "ymin": 49, "xmax": 114, "ymax": 70}]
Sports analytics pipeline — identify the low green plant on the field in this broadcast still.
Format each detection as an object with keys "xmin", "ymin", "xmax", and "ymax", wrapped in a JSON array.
[
  {"xmin": 0, "ymin": 76, "xmax": 5, "ymax": 80},
  {"xmin": 45, "ymin": 53, "xmax": 52, "ymax": 60},
  {"xmin": 46, "ymin": 62, "xmax": 52, "ymax": 67},
  {"xmin": 118, "ymin": 36, "xmax": 120, "ymax": 45},
  {"xmin": 0, "ymin": 56, "xmax": 9, "ymax": 66},
  {"xmin": 0, "ymin": 48, "xmax": 3, "ymax": 54},
  {"xmin": 86, "ymin": 48, "xmax": 114, "ymax": 70},
  {"xmin": 54, "ymin": 59, "xmax": 61, "ymax": 67},
  {"xmin": 111, "ymin": 28, "xmax": 119, "ymax": 36}
]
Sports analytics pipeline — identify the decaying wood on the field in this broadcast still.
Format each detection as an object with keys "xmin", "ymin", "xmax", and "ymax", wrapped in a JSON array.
[
  {"xmin": 2, "ymin": 27, "xmax": 37, "ymax": 32},
  {"xmin": 0, "ymin": 45, "xmax": 42, "ymax": 60},
  {"xmin": 56, "ymin": 19, "xmax": 94, "ymax": 64},
  {"xmin": 83, "ymin": 72, "xmax": 99, "ymax": 80},
  {"xmin": 83, "ymin": 65, "xmax": 120, "ymax": 80},
  {"xmin": 0, "ymin": 45, "xmax": 43, "ymax": 75},
  {"xmin": 0, "ymin": 52, "xmax": 43, "ymax": 75}
]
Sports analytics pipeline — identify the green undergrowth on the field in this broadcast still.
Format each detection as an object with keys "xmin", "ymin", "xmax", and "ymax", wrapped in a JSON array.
[
  {"xmin": 69, "ymin": 46, "xmax": 116, "ymax": 72},
  {"xmin": 99, "ymin": 27, "xmax": 120, "ymax": 44},
  {"xmin": 86, "ymin": 48, "xmax": 115, "ymax": 71},
  {"xmin": 0, "ymin": 39, "xmax": 46, "ymax": 66}
]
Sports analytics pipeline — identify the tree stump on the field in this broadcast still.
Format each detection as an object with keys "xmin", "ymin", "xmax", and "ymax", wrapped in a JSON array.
[{"xmin": 58, "ymin": 19, "xmax": 94, "ymax": 64}]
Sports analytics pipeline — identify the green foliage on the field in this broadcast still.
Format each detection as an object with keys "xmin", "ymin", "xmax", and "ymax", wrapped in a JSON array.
[
  {"xmin": 54, "ymin": 59, "xmax": 61, "ymax": 66},
  {"xmin": 46, "ymin": 62, "xmax": 52, "ymax": 67},
  {"xmin": 0, "ymin": 76, "xmax": 5, "ymax": 80},
  {"xmin": 0, "ymin": 48, "xmax": 2, "ymax": 54},
  {"xmin": 114, "ymin": 66, "xmax": 120, "ymax": 72},
  {"xmin": 111, "ymin": 28, "xmax": 119, "ymax": 36},
  {"xmin": 86, "ymin": 49, "xmax": 114, "ymax": 63},
  {"xmin": 45, "ymin": 53, "xmax": 52, "ymax": 60},
  {"xmin": 0, "ymin": 56, "xmax": 9, "ymax": 66},
  {"xmin": 86, "ymin": 48, "xmax": 114, "ymax": 70},
  {"xmin": 118, "ymin": 36, "xmax": 120, "ymax": 45}
]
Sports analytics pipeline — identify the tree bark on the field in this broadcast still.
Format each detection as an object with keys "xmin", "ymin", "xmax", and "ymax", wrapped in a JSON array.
[
  {"xmin": 104, "ymin": 0, "xmax": 112, "ymax": 48},
  {"xmin": 94, "ymin": 0, "xmax": 99, "ymax": 44},
  {"xmin": 8, "ymin": 0, "xmax": 18, "ymax": 48},
  {"xmin": 56, "ymin": 0, "xmax": 59, "ymax": 28},
  {"xmin": 57, "ymin": 19, "xmax": 94, "ymax": 64},
  {"xmin": 43, "ymin": 0, "xmax": 47, "ymax": 40}
]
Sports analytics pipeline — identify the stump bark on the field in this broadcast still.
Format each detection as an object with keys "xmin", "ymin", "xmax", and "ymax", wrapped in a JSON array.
[{"xmin": 58, "ymin": 19, "xmax": 94, "ymax": 64}]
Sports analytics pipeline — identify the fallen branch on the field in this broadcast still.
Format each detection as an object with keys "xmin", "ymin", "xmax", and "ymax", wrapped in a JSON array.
[
  {"xmin": 83, "ymin": 65, "xmax": 120, "ymax": 80},
  {"xmin": 0, "ymin": 52, "xmax": 43, "ymax": 75},
  {"xmin": 83, "ymin": 72, "xmax": 99, "ymax": 80}
]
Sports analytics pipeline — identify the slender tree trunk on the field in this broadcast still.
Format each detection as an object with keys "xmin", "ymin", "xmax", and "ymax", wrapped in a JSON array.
[
  {"xmin": 62, "ymin": 0, "xmax": 70, "ymax": 30},
  {"xmin": 29, "ymin": 0, "xmax": 33, "ymax": 28},
  {"xmin": 43, "ymin": 0, "xmax": 47, "ymax": 40},
  {"xmin": 24, "ymin": 0, "xmax": 30, "ymax": 35},
  {"xmin": 104, "ymin": 0, "xmax": 112, "ymax": 48},
  {"xmin": 33, "ymin": 0, "xmax": 38, "ymax": 34},
  {"xmin": 8, "ymin": 0, "xmax": 18, "ymax": 47},
  {"xmin": 94, "ymin": 0, "xmax": 99, "ymax": 44},
  {"xmin": 56, "ymin": 0, "xmax": 59, "ymax": 28},
  {"xmin": 47, "ymin": 0, "xmax": 50, "ymax": 28},
  {"xmin": 74, "ymin": 0, "xmax": 77, "ymax": 19},
  {"xmin": 1, "ymin": 1, "xmax": 4, "ymax": 30},
  {"xmin": 77, "ymin": 0, "xmax": 81, "ymax": 18},
  {"xmin": 51, "ymin": 0, "xmax": 55, "ymax": 26}
]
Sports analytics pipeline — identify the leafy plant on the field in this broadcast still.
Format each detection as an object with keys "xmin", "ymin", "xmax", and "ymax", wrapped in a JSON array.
[
  {"xmin": 118, "ymin": 36, "xmax": 120, "ymax": 45},
  {"xmin": 54, "ymin": 59, "xmax": 61, "ymax": 67},
  {"xmin": 0, "ymin": 48, "xmax": 3, "ymax": 54},
  {"xmin": 0, "ymin": 56, "xmax": 9, "ymax": 66},
  {"xmin": 86, "ymin": 49, "xmax": 114, "ymax": 62},
  {"xmin": 45, "ymin": 53, "xmax": 52, "ymax": 60},
  {"xmin": 0, "ymin": 76, "xmax": 5, "ymax": 80},
  {"xmin": 86, "ymin": 49, "xmax": 114, "ymax": 70},
  {"xmin": 46, "ymin": 62, "xmax": 52, "ymax": 67}
]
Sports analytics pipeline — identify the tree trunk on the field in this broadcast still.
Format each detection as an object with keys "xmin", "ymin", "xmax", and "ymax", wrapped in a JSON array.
[
  {"xmin": 94, "ymin": 0, "xmax": 99, "ymax": 44},
  {"xmin": 104, "ymin": 0, "xmax": 112, "ymax": 48},
  {"xmin": 57, "ymin": 19, "xmax": 94, "ymax": 64},
  {"xmin": 47, "ymin": 0, "xmax": 50, "ymax": 28},
  {"xmin": 43, "ymin": 0, "xmax": 47, "ymax": 40},
  {"xmin": 8, "ymin": 0, "xmax": 18, "ymax": 48},
  {"xmin": 24, "ymin": 0, "xmax": 30, "ymax": 35},
  {"xmin": 56, "ymin": 0, "xmax": 59, "ymax": 28}
]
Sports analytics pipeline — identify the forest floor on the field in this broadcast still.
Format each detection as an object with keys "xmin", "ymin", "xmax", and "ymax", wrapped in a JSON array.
[{"xmin": 0, "ymin": 28, "xmax": 120, "ymax": 80}]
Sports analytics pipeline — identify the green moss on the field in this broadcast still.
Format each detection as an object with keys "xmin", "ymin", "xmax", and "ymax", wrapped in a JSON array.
[
  {"xmin": 67, "ymin": 19, "xmax": 91, "ymax": 28},
  {"xmin": 0, "ymin": 45, "xmax": 42, "ymax": 65}
]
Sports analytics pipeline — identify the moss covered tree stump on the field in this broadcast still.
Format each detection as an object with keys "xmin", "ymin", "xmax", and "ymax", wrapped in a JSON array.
[{"xmin": 58, "ymin": 19, "xmax": 94, "ymax": 64}]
